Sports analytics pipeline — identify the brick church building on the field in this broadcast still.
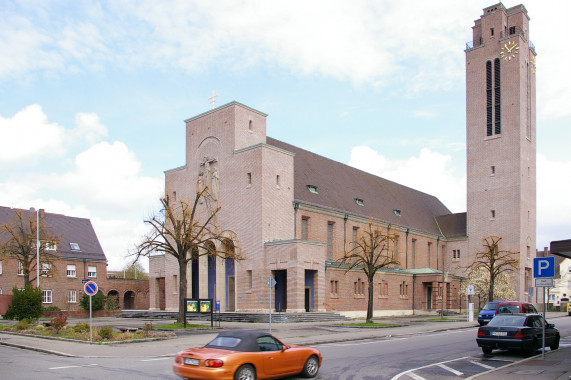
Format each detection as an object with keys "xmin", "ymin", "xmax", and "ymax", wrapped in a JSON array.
[{"xmin": 149, "ymin": 3, "xmax": 536, "ymax": 317}]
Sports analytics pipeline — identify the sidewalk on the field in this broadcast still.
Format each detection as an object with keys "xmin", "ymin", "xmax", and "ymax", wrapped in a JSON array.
[{"xmin": 1, "ymin": 312, "xmax": 569, "ymax": 379}]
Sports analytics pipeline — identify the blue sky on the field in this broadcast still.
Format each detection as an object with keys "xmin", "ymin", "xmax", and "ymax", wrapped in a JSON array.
[{"xmin": 1, "ymin": 0, "xmax": 570, "ymax": 270}]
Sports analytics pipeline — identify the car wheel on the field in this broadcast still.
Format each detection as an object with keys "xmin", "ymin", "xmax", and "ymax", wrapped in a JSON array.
[
  {"xmin": 482, "ymin": 346, "xmax": 493, "ymax": 355},
  {"xmin": 525, "ymin": 339, "xmax": 538, "ymax": 356},
  {"xmin": 301, "ymin": 355, "xmax": 319, "ymax": 378},
  {"xmin": 234, "ymin": 364, "xmax": 256, "ymax": 380},
  {"xmin": 550, "ymin": 334, "xmax": 560, "ymax": 350}
]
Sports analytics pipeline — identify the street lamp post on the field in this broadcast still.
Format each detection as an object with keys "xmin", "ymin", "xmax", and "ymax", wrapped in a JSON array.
[{"xmin": 30, "ymin": 207, "xmax": 40, "ymax": 288}]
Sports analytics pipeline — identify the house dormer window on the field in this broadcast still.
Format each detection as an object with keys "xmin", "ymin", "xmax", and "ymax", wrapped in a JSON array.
[
  {"xmin": 70, "ymin": 243, "xmax": 81, "ymax": 251},
  {"xmin": 307, "ymin": 185, "xmax": 318, "ymax": 194},
  {"xmin": 355, "ymin": 198, "xmax": 364, "ymax": 206},
  {"xmin": 45, "ymin": 241, "xmax": 57, "ymax": 251}
]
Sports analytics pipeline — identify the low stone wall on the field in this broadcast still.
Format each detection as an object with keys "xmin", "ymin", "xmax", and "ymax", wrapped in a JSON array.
[{"xmin": 42, "ymin": 310, "xmax": 121, "ymax": 318}]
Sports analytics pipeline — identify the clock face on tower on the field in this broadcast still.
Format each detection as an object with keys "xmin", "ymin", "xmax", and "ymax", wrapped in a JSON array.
[{"xmin": 500, "ymin": 40, "xmax": 519, "ymax": 60}]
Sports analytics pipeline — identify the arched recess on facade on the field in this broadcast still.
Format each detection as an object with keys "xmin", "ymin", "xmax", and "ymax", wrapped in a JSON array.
[
  {"xmin": 224, "ymin": 239, "xmax": 236, "ymax": 311},
  {"xmin": 107, "ymin": 289, "xmax": 120, "ymax": 309},
  {"xmin": 206, "ymin": 241, "xmax": 217, "ymax": 300},
  {"xmin": 124, "ymin": 290, "xmax": 136, "ymax": 309},
  {"xmin": 190, "ymin": 246, "xmax": 200, "ymax": 299}
]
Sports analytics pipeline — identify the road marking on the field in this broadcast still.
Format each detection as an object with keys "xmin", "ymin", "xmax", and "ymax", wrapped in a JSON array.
[
  {"xmin": 406, "ymin": 372, "xmax": 426, "ymax": 380},
  {"xmin": 140, "ymin": 357, "xmax": 172, "ymax": 362},
  {"xmin": 49, "ymin": 364, "xmax": 98, "ymax": 370},
  {"xmin": 437, "ymin": 363, "xmax": 463, "ymax": 376},
  {"xmin": 470, "ymin": 360, "xmax": 495, "ymax": 370},
  {"xmin": 391, "ymin": 356, "xmax": 470, "ymax": 380},
  {"xmin": 322, "ymin": 337, "xmax": 407, "ymax": 347}
]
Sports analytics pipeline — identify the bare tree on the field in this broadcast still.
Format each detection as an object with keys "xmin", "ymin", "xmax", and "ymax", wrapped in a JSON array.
[
  {"xmin": 467, "ymin": 236, "xmax": 519, "ymax": 302},
  {"xmin": 133, "ymin": 189, "xmax": 241, "ymax": 323},
  {"xmin": 337, "ymin": 221, "xmax": 399, "ymax": 323},
  {"xmin": 118, "ymin": 261, "xmax": 149, "ymax": 280},
  {"xmin": 0, "ymin": 209, "xmax": 59, "ymax": 287}
]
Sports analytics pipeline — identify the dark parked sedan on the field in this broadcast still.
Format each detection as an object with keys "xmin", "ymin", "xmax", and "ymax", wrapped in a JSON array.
[{"xmin": 476, "ymin": 313, "xmax": 560, "ymax": 356}]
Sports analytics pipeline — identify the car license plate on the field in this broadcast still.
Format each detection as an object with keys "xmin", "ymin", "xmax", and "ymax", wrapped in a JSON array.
[
  {"xmin": 183, "ymin": 358, "xmax": 199, "ymax": 366},
  {"xmin": 492, "ymin": 331, "xmax": 507, "ymax": 336}
]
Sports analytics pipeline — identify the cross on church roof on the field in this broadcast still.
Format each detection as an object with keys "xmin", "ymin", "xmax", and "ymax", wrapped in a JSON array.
[{"xmin": 208, "ymin": 91, "xmax": 218, "ymax": 109}]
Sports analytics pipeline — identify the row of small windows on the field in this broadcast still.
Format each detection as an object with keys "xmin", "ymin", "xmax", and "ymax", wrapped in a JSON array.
[
  {"xmin": 41, "ymin": 289, "xmax": 78, "ymax": 304},
  {"xmin": 306, "ymin": 185, "xmax": 401, "ymax": 215},
  {"xmin": 11, "ymin": 261, "xmax": 96, "ymax": 278},
  {"xmin": 29, "ymin": 241, "xmax": 81, "ymax": 251},
  {"xmin": 330, "ymin": 279, "xmax": 409, "ymax": 297}
]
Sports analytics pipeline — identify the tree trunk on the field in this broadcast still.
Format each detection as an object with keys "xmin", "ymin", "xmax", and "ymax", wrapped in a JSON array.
[
  {"xmin": 178, "ymin": 259, "xmax": 188, "ymax": 323},
  {"xmin": 489, "ymin": 274, "xmax": 495, "ymax": 302},
  {"xmin": 366, "ymin": 278, "xmax": 374, "ymax": 323}
]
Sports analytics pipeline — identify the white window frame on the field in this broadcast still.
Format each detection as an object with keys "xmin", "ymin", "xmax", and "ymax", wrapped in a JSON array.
[
  {"xmin": 42, "ymin": 290, "xmax": 52, "ymax": 304},
  {"xmin": 87, "ymin": 265, "xmax": 97, "ymax": 278},
  {"xmin": 17, "ymin": 261, "xmax": 24, "ymax": 276},
  {"xmin": 44, "ymin": 241, "xmax": 57, "ymax": 251},
  {"xmin": 0, "ymin": 260, "xmax": 2, "ymax": 275},
  {"xmin": 67, "ymin": 290, "xmax": 77, "ymax": 303},
  {"xmin": 67, "ymin": 264, "xmax": 77, "ymax": 278},
  {"xmin": 40, "ymin": 262, "xmax": 52, "ymax": 277}
]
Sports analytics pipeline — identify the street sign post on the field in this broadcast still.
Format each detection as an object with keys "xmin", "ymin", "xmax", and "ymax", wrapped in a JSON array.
[
  {"xmin": 466, "ymin": 285, "xmax": 475, "ymax": 322},
  {"xmin": 83, "ymin": 281, "xmax": 98, "ymax": 343},
  {"xmin": 533, "ymin": 257, "xmax": 555, "ymax": 358},
  {"xmin": 267, "ymin": 277, "xmax": 277, "ymax": 333}
]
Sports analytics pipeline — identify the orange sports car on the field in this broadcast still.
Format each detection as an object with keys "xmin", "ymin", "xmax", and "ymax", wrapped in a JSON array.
[{"xmin": 173, "ymin": 330, "xmax": 322, "ymax": 380}]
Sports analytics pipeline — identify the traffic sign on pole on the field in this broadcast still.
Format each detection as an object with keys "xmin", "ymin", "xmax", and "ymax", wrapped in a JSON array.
[
  {"xmin": 533, "ymin": 257, "xmax": 555, "ymax": 278},
  {"xmin": 83, "ymin": 281, "xmax": 98, "ymax": 343},
  {"xmin": 84, "ymin": 281, "xmax": 98, "ymax": 296}
]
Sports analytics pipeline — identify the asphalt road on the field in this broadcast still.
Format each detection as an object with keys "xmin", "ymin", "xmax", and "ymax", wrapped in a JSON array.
[{"xmin": 2, "ymin": 317, "xmax": 570, "ymax": 380}]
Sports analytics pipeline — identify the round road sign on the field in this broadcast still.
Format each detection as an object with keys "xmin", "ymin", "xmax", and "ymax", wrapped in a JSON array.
[{"xmin": 84, "ymin": 281, "xmax": 98, "ymax": 296}]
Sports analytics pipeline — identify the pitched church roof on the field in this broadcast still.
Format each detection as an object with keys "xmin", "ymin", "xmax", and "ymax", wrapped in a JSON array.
[
  {"xmin": 267, "ymin": 137, "xmax": 462, "ymax": 237},
  {"xmin": 0, "ymin": 206, "xmax": 107, "ymax": 262}
]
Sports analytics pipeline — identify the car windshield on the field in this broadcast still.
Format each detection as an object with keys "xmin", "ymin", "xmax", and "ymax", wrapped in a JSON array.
[
  {"xmin": 482, "ymin": 302, "xmax": 498, "ymax": 310},
  {"xmin": 488, "ymin": 315, "xmax": 526, "ymax": 327},
  {"xmin": 206, "ymin": 336, "xmax": 241, "ymax": 348}
]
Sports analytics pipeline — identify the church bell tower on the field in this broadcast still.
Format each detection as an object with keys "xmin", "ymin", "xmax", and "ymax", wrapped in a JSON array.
[{"xmin": 465, "ymin": 3, "xmax": 536, "ymax": 301}]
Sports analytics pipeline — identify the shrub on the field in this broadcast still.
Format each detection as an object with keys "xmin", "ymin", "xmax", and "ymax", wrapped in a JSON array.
[
  {"xmin": 105, "ymin": 295, "xmax": 120, "ymax": 311},
  {"xmin": 36, "ymin": 324, "xmax": 45, "ymax": 330},
  {"xmin": 16, "ymin": 319, "xmax": 31, "ymax": 331},
  {"xmin": 50, "ymin": 313, "xmax": 68, "ymax": 334},
  {"xmin": 73, "ymin": 322, "xmax": 90, "ymax": 333},
  {"xmin": 97, "ymin": 326, "xmax": 114, "ymax": 340},
  {"xmin": 43, "ymin": 306, "xmax": 61, "ymax": 313},
  {"xmin": 141, "ymin": 322, "xmax": 153, "ymax": 337},
  {"xmin": 79, "ymin": 290, "xmax": 105, "ymax": 312},
  {"xmin": 3, "ymin": 286, "xmax": 43, "ymax": 321}
]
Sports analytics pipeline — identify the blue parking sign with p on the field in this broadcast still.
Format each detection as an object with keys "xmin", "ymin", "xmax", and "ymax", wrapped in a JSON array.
[{"xmin": 533, "ymin": 257, "xmax": 555, "ymax": 278}]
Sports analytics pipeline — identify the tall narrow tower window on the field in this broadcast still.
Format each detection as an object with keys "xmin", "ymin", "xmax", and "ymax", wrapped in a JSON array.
[
  {"xmin": 494, "ymin": 58, "xmax": 501, "ymax": 135},
  {"xmin": 486, "ymin": 61, "xmax": 493, "ymax": 136}
]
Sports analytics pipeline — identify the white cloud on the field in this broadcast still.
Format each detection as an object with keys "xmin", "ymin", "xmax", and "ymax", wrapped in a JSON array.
[
  {"xmin": 73, "ymin": 112, "xmax": 108, "ymax": 144},
  {"xmin": 348, "ymin": 145, "xmax": 466, "ymax": 213},
  {"xmin": 2, "ymin": 1, "xmax": 570, "ymax": 116},
  {"xmin": 0, "ymin": 105, "xmax": 162, "ymax": 271},
  {"xmin": 537, "ymin": 154, "xmax": 571, "ymax": 248},
  {"xmin": 0, "ymin": 104, "xmax": 68, "ymax": 165}
]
